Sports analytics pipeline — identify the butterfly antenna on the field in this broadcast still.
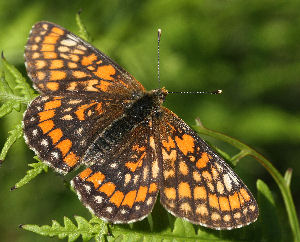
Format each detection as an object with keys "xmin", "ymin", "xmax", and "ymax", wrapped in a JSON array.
[
  {"xmin": 168, "ymin": 90, "xmax": 223, "ymax": 95},
  {"xmin": 157, "ymin": 28, "xmax": 162, "ymax": 88}
]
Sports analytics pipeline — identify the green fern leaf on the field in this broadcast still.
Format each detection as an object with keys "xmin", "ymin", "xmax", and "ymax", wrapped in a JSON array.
[
  {"xmin": 12, "ymin": 157, "xmax": 48, "ymax": 190},
  {"xmin": 0, "ymin": 123, "xmax": 23, "ymax": 162},
  {"xmin": 1, "ymin": 55, "xmax": 36, "ymax": 102},
  {"xmin": 21, "ymin": 216, "xmax": 107, "ymax": 242}
]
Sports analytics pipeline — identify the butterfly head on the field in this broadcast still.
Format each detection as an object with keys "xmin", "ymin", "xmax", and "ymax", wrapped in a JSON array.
[{"xmin": 151, "ymin": 87, "xmax": 168, "ymax": 105}]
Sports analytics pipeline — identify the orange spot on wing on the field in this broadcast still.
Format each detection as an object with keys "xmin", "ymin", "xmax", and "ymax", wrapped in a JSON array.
[
  {"xmin": 164, "ymin": 187, "xmax": 176, "ymax": 200},
  {"xmin": 196, "ymin": 152, "xmax": 211, "ymax": 169},
  {"xmin": 125, "ymin": 152, "xmax": 145, "ymax": 172},
  {"xmin": 202, "ymin": 171, "xmax": 212, "ymax": 181},
  {"xmin": 132, "ymin": 145, "xmax": 146, "ymax": 152},
  {"xmin": 239, "ymin": 188, "xmax": 251, "ymax": 202},
  {"xmin": 219, "ymin": 196, "xmax": 230, "ymax": 211},
  {"xmin": 110, "ymin": 191, "xmax": 124, "ymax": 207},
  {"xmin": 41, "ymin": 44, "xmax": 55, "ymax": 51},
  {"xmin": 73, "ymin": 71, "xmax": 88, "ymax": 78},
  {"xmin": 55, "ymin": 139, "xmax": 72, "ymax": 157},
  {"xmin": 70, "ymin": 54, "xmax": 80, "ymax": 62},
  {"xmin": 122, "ymin": 190, "xmax": 137, "ymax": 208},
  {"xmin": 38, "ymin": 120, "xmax": 54, "ymax": 134},
  {"xmin": 149, "ymin": 183, "xmax": 157, "ymax": 193},
  {"xmin": 179, "ymin": 161, "xmax": 189, "ymax": 175},
  {"xmin": 43, "ymin": 52, "xmax": 57, "ymax": 59},
  {"xmin": 48, "ymin": 128, "xmax": 63, "ymax": 144},
  {"xmin": 99, "ymin": 182, "xmax": 115, "ymax": 197},
  {"xmin": 38, "ymin": 110, "xmax": 55, "ymax": 122},
  {"xmin": 135, "ymin": 186, "xmax": 148, "ymax": 202},
  {"xmin": 68, "ymin": 62, "xmax": 77, "ymax": 68},
  {"xmin": 35, "ymin": 60, "xmax": 46, "ymax": 69},
  {"xmin": 50, "ymin": 71, "xmax": 66, "ymax": 80},
  {"xmin": 75, "ymin": 103, "xmax": 96, "ymax": 121},
  {"xmin": 229, "ymin": 192, "xmax": 241, "ymax": 210},
  {"xmin": 81, "ymin": 53, "xmax": 97, "ymax": 66},
  {"xmin": 37, "ymin": 71, "xmax": 46, "ymax": 80},
  {"xmin": 46, "ymin": 82, "xmax": 59, "ymax": 91},
  {"xmin": 79, "ymin": 168, "xmax": 92, "ymax": 180},
  {"xmin": 194, "ymin": 186, "xmax": 207, "ymax": 200},
  {"xmin": 44, "ymin": 100, "xmax": 61, "ymax": 110},
  {"xmin": 209, "ymin": 194, "xmax": 219, "ymax": 209},
  {"xmin": 50, "ymin": 59, "xmax": 64, "ymax": 69},
  {"xmin": 162, "ymin": 136, "xmax": 176, "ymax": 152},
  {"xmin": 51, "ymin": 27, "xmax": 64, "ymax": 35},
  {"xmin": 93, "ymin": 65, "xmax": 116, "ymax": 80},
  {"xmin": 63, "ymin": 151, "xmax": 79, "ymax": 167},
  {"xmin": 178, "ymin": 182, "xmax": 192, "ymax": 198},
  {"xmin": 43, "ymin": 36, "xmax": 59, "ymax": 44},
  {"xmin": 96, "ymin": 80, "xmax": 111, "ymax": 92},
  {"xmin": 86, "ymin": 172, "xmax": 106, "ymax": 189},
  {"xmin": 175, "ymin": 134, "xmax": 195, "ymax": 156}
]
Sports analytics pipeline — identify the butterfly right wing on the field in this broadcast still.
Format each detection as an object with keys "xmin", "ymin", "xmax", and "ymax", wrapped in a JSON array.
[
  {"xmin": 157, "ymin": 107, "xmax": 258, "ymax": 229},
  {"xmin": 25, "ymin": 21, "xmax": 145, "ymax": 97},
  {"xmin": 23, "ymin": 94, "xmax": 129, "ymax": 174}
]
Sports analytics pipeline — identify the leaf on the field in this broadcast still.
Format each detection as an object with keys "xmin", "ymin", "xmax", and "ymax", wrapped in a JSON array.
[
  {"xmin": 0, "ymin": 123, "xmax": 23, "ymax": 162},
  {"xmin": 0, "ymin": 71, "xmax": 21, "ymax": 113},
  {"xmin": 1, "ymin": 55, "xmax": 36, "ymax": 102},
  {"xmin": 21, "ymin": 216, "xmax": 107, "ymax": 242},
  {"xmin": 76, "ymin": 11, "xmax": 90, "ymax": 42},
  {"xmin": 284, "ymin": 168, "xmax": 293, "ymax": 187},
  {"xmin": 256, "ymin": 179, "xmax": 281, "ymax": 242},
  {"xmin": 11, "ymin": 157, "xmax": 48, "ymax": 190}
]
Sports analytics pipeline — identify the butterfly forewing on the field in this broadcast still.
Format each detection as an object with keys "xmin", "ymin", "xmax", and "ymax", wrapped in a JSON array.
[{"xmin": 25, "ymin": 22, "xmax": 145, "ymax": 97}]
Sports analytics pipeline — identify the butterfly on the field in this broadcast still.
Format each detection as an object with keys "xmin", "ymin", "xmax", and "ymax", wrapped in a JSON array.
[{"xmin": 23, "ymin": 21, "xmax": 258, "ymax": 230}]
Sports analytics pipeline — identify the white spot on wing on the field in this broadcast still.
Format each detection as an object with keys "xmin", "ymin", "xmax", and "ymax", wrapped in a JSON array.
[
  {"xmin": 83, "ymin": 184, "xmax": 91, "ymax": 193},
  {"xmin": 94, "ymin": 196, "xmax": 103, "ymax": 204},
  {"xmin": 223, "ymin": 174, "xmax": 232, "ymax": 191},
  {"xmin": 51, "ymin": 152, "xmax": 59, "ymax": 159},
  {"xmin": 61, "ymin": 39, "xmax": 77, "ymax": 46},
  {"xmin": 32, "ymin": 129, "xmax": 38, "ymax": 136},
  {"xmin": 106, "ymin": 207, "xmax": 113, "ymax": 213},
  {"xmin": 41, "ymin": 139, "xmax": 48, "ymax": 146}
]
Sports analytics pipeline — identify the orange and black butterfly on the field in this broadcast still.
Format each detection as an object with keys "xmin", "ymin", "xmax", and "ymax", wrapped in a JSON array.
[{"xmin": 23, "ymin": 22, "xmax": 258, "ymax": 229}]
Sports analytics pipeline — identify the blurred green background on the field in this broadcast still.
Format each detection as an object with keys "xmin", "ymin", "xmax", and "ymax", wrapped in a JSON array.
[{"xmin": 0, "ymin": 0, "xmax": 299, "ymax": 241}]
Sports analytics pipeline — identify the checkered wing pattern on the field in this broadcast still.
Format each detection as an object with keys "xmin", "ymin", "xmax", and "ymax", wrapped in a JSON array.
[
  {"xmin": 25, "ymin": 22, "xmax": 145, "ymax": 98},
  {"xmin": 158, "ymin": 108, "xmax": 258, "ymax": 230},
  {"xmin": 71, "ymin": 120, "xmax": 160, "ymax": 223},
  {"xmin": 23, "ymin": 95, "xmax": 128, "ymax": 174}
]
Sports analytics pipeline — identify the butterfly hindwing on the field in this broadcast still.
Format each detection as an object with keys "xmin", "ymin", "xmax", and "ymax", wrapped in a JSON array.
[
  {"xmin": 71, "ymin": 119, "xmax": 160, "ymax": 223},
  {"xmin": 158, "ymin": 108, "xmax": 258, "ymax": 229}
]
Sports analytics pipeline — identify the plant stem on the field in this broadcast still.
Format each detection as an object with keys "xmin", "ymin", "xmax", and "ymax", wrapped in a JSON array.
[{"xmin": 194, "ymin": 124, "xmax": 300, "ymax": 242}]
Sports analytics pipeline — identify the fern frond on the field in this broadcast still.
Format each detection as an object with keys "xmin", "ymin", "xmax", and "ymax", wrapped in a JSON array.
[
  {"xmin": 21, "ymin": 216, "xmax": 108, "ymax": 242},
  {"xmin": 11, "ymin": 157, "xmax": 48, "ymax": 190}
]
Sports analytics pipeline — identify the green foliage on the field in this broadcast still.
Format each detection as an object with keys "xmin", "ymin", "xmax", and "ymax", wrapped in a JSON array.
[
  {"xmin": 21, "ymin": 216, "xmax": 108, "ymax": 242},
  {"xmin": 0, "ymin": 123, "xmax": 23, "ymax": 162},
  {"xmin": 12, "ymin": 157, "xmax": 48, "ymax": 190},
  {"xmin": 256, "ymin": 179, "xmax": 281, "ymax": 242}
]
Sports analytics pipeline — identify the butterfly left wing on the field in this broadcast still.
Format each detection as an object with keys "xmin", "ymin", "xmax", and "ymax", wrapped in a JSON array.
[
  {"xmin": 23, "ymin": 94, "xmax": 129, "ymax": 174},
  {"xmin": 157, "ymin": 107, "xmax": 258, "ymax": 229},
  {"xmin": 71, "ymin": 119, "xmax": 160, "ymax": 223}
]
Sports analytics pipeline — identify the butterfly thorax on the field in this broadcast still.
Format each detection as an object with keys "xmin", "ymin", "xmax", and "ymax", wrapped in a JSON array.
[{"xmin": 84, "ymin": 88, "xmax": 168, "ymax": 160}]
